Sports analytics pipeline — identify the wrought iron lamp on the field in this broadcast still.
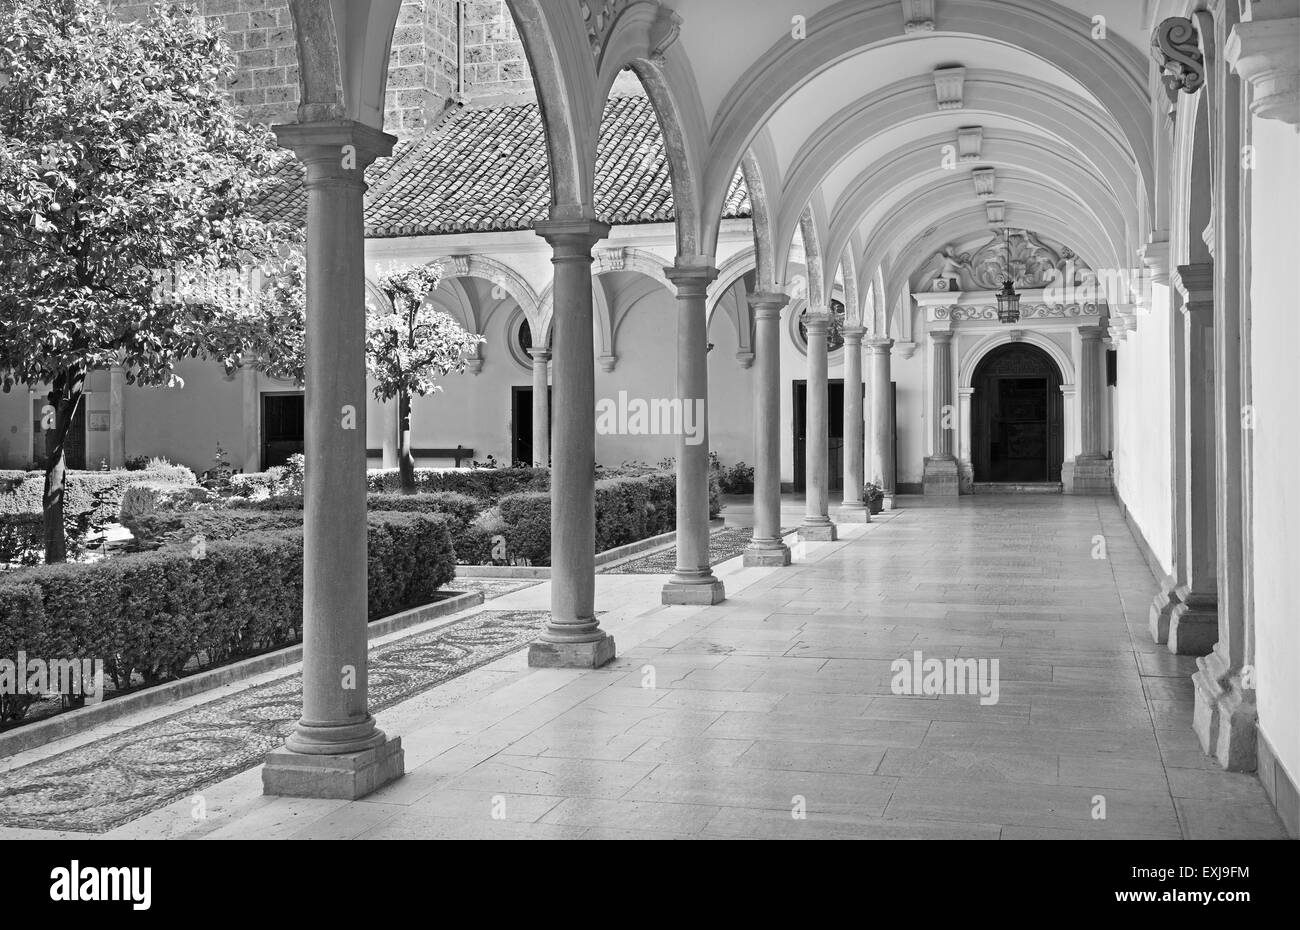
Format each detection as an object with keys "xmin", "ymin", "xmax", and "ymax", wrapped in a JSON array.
[{"xmin": 995, "ymin": 227, "xmax": 1021, "ymax": 324}]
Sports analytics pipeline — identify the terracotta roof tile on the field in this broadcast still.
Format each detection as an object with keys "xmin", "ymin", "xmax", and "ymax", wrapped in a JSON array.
[{"xmin": 253, "ymin": 95, "xmax": 750, "ymax": 238}]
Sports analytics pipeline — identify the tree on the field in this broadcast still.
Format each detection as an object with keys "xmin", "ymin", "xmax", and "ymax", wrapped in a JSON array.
[
  {"xmin": 0, "ymin": 0, "xmax": 292, "ymax": 561},
  {"xmin": 366, "ymin": 264, "xmax": 484, "ymax": 493}
]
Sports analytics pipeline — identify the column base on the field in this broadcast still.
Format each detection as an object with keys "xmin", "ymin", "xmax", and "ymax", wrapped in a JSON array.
[
  {"xmin": 263, "ymin": 734, "xmax": 404, "ymax": 800},
  {"xmin": 1168, "ymin": 594, "xmax": 1218, "ymax": 656},
  {"xmin": 662, "ymin": 577, "xmax": 727, "ymax": 605},
  {"xmin": 837, "ymin": 504, "xmax": 871, "ymax": 523},
  {"xmin": 1192, "ymin": 647, "xmax": 1258, "ymax": 772},
  {"xmin": 1064, "ymin": 457, "xmax": 1113, "ymax": 495},
  {"xmin": 1148, "ymin": 581, "xmax": 1180, "ymax": 644},
  {"xmin": 743, "ymin": 543, "xmax": 791, "ymax": 567},
  {"xmin": 528, "ymin": 632, "xmax": 616, "ymax": 668},
  {"xmin": 922, "ymin": 457, "xmax": 960, "ymax": 497},
  {"xmin": 799, "ymin": 522, "xmax": 838, "ymax": 542},
  {"xmin": 882, "ymin": 494, "xmax": 896, "ymax": 512}
]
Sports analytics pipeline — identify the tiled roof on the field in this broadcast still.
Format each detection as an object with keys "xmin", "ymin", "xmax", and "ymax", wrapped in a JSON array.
[{"xmin": 254, "ymin": 95, "xmax": 751, "ymax": 238}]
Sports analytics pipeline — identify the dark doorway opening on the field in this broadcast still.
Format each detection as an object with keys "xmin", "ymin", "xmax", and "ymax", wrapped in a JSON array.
[
  {"xmin": 512, "ymin": 386, "xmax": 552, "ymax": 466},
  {"xmin": 971, "ymin": 343, "xmax": 1063, "ymax": 483},
  {"xmin": 793, "ymin": 379, "xmax": 845, "ymax": 493},
  {"xmin": 33, "ymin": 396, "xmax": 85, "ymax": 470},
  {"xmin": 262, "ymin": 393, "xmax": 304, "ymax": 468}
]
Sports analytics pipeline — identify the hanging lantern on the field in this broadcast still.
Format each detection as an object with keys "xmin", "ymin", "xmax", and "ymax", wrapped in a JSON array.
[{"xmin": 995, "ymin": 227, "xmax": 1021, "ymax": 324}]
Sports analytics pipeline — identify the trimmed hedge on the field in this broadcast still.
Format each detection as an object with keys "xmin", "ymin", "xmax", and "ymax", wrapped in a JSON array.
[
  {"xmin": 0, "ymin": 512, "xmax": 455, "ymax": 690},
  {"xmin": 366, "ymin": 466, "xmax": 549, "ymax": 501},
  {"xmin": 0, "ymin": 466, "xmax": 198, "ymax": 550},
  {"xmin": 204, "ymin": 491, "xmax": 481, "ymax": 560},
  {"xmin": 493, "ymin": 472, "xmax": 682, "ymax": 566}
]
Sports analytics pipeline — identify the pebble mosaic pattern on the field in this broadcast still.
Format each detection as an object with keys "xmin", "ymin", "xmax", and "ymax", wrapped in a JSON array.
[{"xmin": 0, "ymin": 609, "xmax": 549, "ymax": 833}]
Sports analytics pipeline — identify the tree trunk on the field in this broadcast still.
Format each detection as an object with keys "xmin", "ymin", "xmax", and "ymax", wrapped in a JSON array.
[
  {"xmin": 398, "ymin": 389, "xmax": 416, "ymax": 495},
  {"xmin": 42, "ymin": 370, "xmax": 85, "ymax": 564}
]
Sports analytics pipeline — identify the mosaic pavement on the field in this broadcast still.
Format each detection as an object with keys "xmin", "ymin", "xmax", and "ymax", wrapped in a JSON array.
[
  {"xmin": 605, "ymin": 526, "xmax": 795, "ymax": 574},
  {"xmin": 0, "ymin": 609, "xmax": 549, "ymax": 833},
  {"xmin": 449, "ymin": 577, "xmax": 542, "ymax": 601}
]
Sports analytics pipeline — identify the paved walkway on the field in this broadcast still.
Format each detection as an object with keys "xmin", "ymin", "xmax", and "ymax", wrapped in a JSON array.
[{"xmin": 1, "ymin": 495, "xmax": 1288, "ymax": 839}]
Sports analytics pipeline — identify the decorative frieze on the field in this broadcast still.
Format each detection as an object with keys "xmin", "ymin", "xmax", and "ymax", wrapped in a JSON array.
[{"xmin": 930, "ymin": 303, "xmax": 1103, "ymax": 323}]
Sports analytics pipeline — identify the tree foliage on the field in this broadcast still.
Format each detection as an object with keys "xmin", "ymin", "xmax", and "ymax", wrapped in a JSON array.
[
  {"xmin": 364, "ymin": 263, "xmax": 485, "ymax": 401},
  {"xmin": 0, "ymin": 0, "xmax": 293, "ymax": 559}
]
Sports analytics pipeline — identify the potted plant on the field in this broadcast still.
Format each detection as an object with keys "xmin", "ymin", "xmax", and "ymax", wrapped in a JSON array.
[{"xmin": 864, "ymin": 482, "xmax": 885, "ymax": 515}]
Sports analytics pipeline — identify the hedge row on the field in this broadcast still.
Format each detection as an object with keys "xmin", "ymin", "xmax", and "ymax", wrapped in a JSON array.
[
  {"xmin": 0, "ymin": 512, "xmax": 455, "ymax": 690},
  {"xmin": 127, "ymin": 492, "xmax": 482, "ymax": 562},
  {"xmin": 365, "ymin": 467, "xmax": 549, "ymax": 501},
  {"xmin": 493, "ymin": 472, "xmax": 704, "ymax": 566},
  {"xmin": 0, "ymin": 466, "xmax": 196, "ymax": 532}
]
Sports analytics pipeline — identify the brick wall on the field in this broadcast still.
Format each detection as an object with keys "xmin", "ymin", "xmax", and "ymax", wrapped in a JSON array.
[{"xmin": 105, "ymin": 0, "xmax": 536, "ymax": 136}]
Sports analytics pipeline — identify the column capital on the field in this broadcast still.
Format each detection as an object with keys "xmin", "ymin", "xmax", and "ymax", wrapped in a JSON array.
[
  {"xmin": 664, "ymin": 264, "xmax": 719, "ymax": 297},
  {"xmin": 1173, "ymin": 261, "xmax": 1215, "ymax": 314},
  {"xmin": 527, "ymin": 347, "xmax": 552, "ymax": 364},
  {"xmin": 865, "ymin": 336, "xmax": 895, "ymax": 353},
  {"xmin": 930, "ymin": 329, "xmax": 954, "ymax": 345},
  {"xmin": 803, "ymin": 310, "xmax": 832, "ymax": 333},
  {"xmin": 748, "ymin": 291, "xmax": 790, "ymax": 319},
  {"xmin": 1078, "ymin": 324, "xmax": 1106, "ymax": 341},
  {"xmin": 841, "ymin": 326, "xmax": 867, "ymax": 345},
  {"xmin": 273, "ymin": 119, "xmax": 396, "ymax": 182},
  {"xmin": 1140, "ymin": 230, "xmax": 1172, "ymax": 286},
  {"xmin": 1225, "ymin": 16, "xmax": 1300, "ymax": 125},
  {"xmin": 533, "ymin": 218, "xmax": 611, "ymax": 255}
]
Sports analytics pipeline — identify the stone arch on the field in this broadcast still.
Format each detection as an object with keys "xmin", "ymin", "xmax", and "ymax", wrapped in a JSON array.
[
  {"xmin": 701, "ymin": 0, "xmax": 1154, "ymax": 257},
  {"xmin": 430, "ymin": 255, "xmax": 542, "ymax": 327},
  {"xmin": 960, "ymin": 330, "xmax": 1075, "ymax": 390}
]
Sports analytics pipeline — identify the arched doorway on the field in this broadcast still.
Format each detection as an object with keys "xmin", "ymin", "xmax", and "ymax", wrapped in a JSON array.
[{"xmin": 971, "ymin": 343, "xmax": 1064, "ymax": 484}]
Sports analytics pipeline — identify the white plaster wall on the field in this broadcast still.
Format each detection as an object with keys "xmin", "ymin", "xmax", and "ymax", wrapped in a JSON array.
[
  {"xmin": 1112, "ymin": 289, "xmax": 1174, "ymax": 574},
  {"xmin": 123, "ymin": 358, "xmax": 246, "ymax": 472},
  {"xmin": 0, "ymin": 385, "xmax": 33, "ymax": 469},
  {"xmin": 1248, "ymin": 116, "xmax": 1300, "ymax": 792}
]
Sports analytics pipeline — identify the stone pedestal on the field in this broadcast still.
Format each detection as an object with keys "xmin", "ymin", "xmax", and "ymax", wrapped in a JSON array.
[
  {"xmin": 1193, "ymin": 645, "xmax": 1258, "ymax": 771},
  {"xmin": 922, "ymin": 456, "xmax": 960, "ymax": 497},
  {"xmin": 1067, "ymin": 457, "xmax": 1114, "ymax": 495},
  {"xmin": 264, "ymin": 737, "xmax": 404, "ymax": 800},
  {"xmin": 528, "ymin": 636, "xmax": 617, "ymax": 669},
  {"xmin": 1149, "ymin": 580, "xmax": 1181, "ymax": 644},
  {"xmin": 1169, "ymin": 589, "xmax": 1218, "ymax": 655}
]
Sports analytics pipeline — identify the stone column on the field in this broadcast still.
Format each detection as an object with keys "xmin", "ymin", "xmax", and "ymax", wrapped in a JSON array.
[
  {"xmin": 1069, "ymin": 325, "xmax": 1114, "ymax": 494},
  {"xmin": 1168, "ymin": 264, "xmax": 1218, "ymax": 655},
  {"xmin": 957, "ymin": 386, "xmax": 974, "ymax": 491},
  {"xmin": 239, "ymin": 353, "xmax": 260, "ymax": 473},
  {"xmin": 108, "ymin": 364, "xmax": 126, "ymax": 468},
  {"xmin": 663, "ymin": 266, "xmax": 725, "ymax": 604},
  {"xmin": 867, "ymin": 338, "xmax": 896, "ymax": 509},
  {"xmin": 839, "ymin": 327, "xmax": 869, "ymax": 522},
  {"xmin": 528, "ymin": 218, "xmax": 616, "ymax": 667},
  {"xmin": 744, "ymin": 293, "xmax": 792, "ymax": 566},
  {"xmin": 800, "ymin": 310, "xmax": 837, "ymax": 541},
  {"xmin": 922, "ymin": 329, "xmax": 958, "ymax": 496},
  {"xmin": 1194, "ymin": 4, "xmax": 1256, "ymax": 770},
  {"xmin": 528, "ymin": 347, "xmax": 551, "ymax": 466},
  {"xmin": 263, "ymin": 120, "xmax": 403, "ymax": 800}
]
